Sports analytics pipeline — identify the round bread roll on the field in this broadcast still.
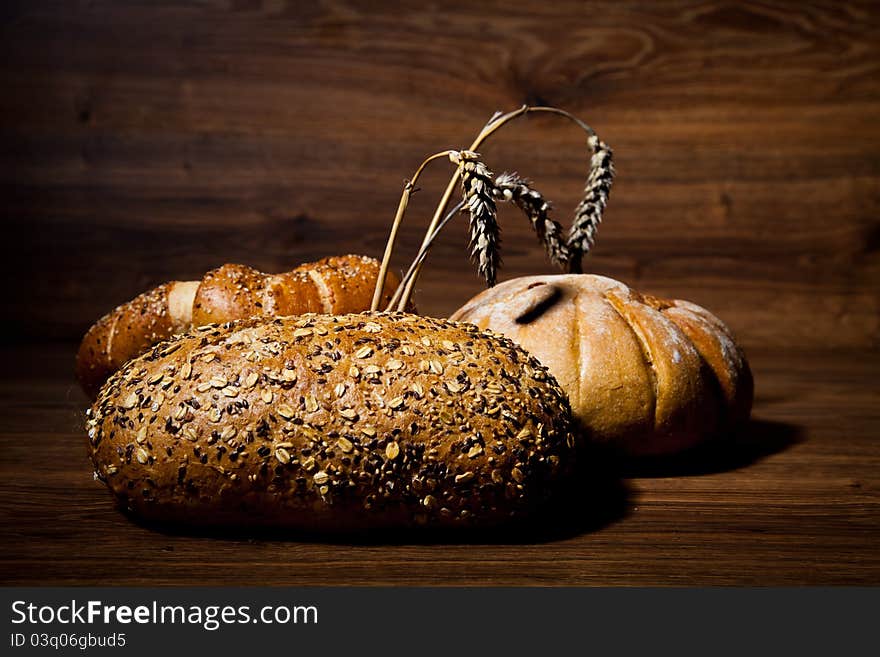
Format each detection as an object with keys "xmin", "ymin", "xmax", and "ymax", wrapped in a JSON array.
[
  {"xmin": 86, "ymin": 312, "xmax": 575, "ymax": 531},
  {"xmin": 450, "ymin": 275, "xmax": 753, "ymax": 456}
]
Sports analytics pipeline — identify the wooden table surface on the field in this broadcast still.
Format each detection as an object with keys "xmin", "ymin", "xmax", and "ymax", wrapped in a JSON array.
[
  {"xmin": 2, "ymin": 342, "xmax": 877, "ymax": 586},
  {"xmin": 1, "ymin": 1, "xmax": 878, "ymax": 585}
]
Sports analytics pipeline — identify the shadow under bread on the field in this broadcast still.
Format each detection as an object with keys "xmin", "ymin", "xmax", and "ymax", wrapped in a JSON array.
[
  {"xmin": 103, "ymin": 419, "xmax": 800, "ymax": 544},
  {"xmin": 617, "ymin": 418, "xmax": 804, "ymax": 479},
  {"xmin": 123, "ymin": 440, "xmax": 632, "ymax": 546}
]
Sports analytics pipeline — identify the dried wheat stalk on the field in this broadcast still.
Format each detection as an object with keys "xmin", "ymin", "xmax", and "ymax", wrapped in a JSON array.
[
  {"xmin": 451, "ymin": 150, "xmax": 501, "ymax": 287},
  {"xmin": 566, "ymin": 134, "xmax": 614, "ymax": 273},
  {"xmin": 372, "ymin": 106, "xmax": 614, "ymax": 310},
  {"xmin": 494, "ymin": 172, "xmax": 570, "ymax": 270}
]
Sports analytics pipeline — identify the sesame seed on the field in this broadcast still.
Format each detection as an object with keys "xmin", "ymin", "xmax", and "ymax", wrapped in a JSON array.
[{"xmin": 455, "ymin": 472, "xmax": 474, "ymax": 484}]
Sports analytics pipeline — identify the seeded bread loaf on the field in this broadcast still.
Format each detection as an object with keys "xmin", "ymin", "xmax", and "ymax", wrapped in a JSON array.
[
  {"xmin": 86, "ymin": 312, "xmax": 576, "ymax": 531},
  {"xmin": 451, "ymin": 274, "xmax": 753, "ymax": 456},
  {"xmin": 76, "ymin": 255, "xmax": 403, "ymax": 399}
]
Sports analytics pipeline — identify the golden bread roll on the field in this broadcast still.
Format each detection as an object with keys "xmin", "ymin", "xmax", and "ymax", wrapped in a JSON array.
[
  {"xmin": 451, "ymin": 274, "xmax": 752, "ymax": 456},
  {"xmin": 76, "ymin": 255, "xmax": 402, "ymax": 398}
]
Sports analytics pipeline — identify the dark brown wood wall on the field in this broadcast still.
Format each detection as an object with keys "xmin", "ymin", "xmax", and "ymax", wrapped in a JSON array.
[{"xmin": 2, "ymin": 0, "xmax": 878, "ymax": 350}]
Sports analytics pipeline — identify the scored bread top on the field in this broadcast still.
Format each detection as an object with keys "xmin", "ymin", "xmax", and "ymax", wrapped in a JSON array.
[
  {"xmin": 190, "ymin": 254, "xmax": 402, "ymax": 325},
  {"xmin": 76, "ymin": 254, "xmax": 403, "ymax": 399},
  {"xmin": 451, "ymin": 274, "xmax": 753, "ymax": 456},
  {"xmin": 76, "ymin": 283, "xmax": 179, "ymax": 398},
  {"xmin": 87, "ymin": 312, "xmax": 575, "ymax": 530}
]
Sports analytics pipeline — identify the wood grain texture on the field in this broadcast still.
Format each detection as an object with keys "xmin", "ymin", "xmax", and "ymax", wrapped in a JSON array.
[
  {"xmin": 1, "ymin": 343, "xmax": 877, "ymax": 586},
  {"xmin": 1, "ymin": 0, "xmax": 878, "ymax": 348},
  {"xmin": 1, "ymin": 1, "xmax": 879, "ymax": 586}
]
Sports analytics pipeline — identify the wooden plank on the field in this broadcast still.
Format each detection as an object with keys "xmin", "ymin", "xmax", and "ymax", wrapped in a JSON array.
[
  {"xmin": 0, "ymin": 343, "xmax": 877, "ymax": 586},
  {"xmin": 0, "ymin": 1, "xmax": 878, "ymax": 347}
]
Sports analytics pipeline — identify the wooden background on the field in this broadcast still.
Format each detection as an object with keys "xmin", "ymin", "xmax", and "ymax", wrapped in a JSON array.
[{"xmin": 1, "ymin": 0, "xmax": 878, "ymax": 585}]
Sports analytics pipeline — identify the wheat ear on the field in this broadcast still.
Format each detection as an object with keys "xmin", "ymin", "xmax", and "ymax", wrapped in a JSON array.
[
  {"xmin": 566, "ymin": 134, "xmax": 614, "ymax": 273},
  {"xmin": 373, "ymin": 106, "xmax": 613, "ymax": 311},
  {"xmin": 494, "ymin": 172, "xmax": 570, "ymax": 270},
  {"xmin": 451, "ymin": 151, "xmax": 501, "ymax": 287}
]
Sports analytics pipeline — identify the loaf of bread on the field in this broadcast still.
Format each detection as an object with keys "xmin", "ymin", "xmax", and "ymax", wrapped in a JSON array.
[
  {"xmin": 85, "ymin": 312, "xmax": 576, "ymax": 531},
  {"xmin": 76, "ymin": 255, "xmax": 403, "ymax": 398},
  {"xmin": 451, "ymin": 274, "xmax": 753, "ymax": 456}
]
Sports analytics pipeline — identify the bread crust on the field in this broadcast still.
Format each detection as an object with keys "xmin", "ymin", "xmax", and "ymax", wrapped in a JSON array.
[
  {"xmin": 86, "ymin": 312, "xmax": 575, "ymax": 531},
  {"xmin": 76, "ymin": 284, "xmax": 178, "ymax": 399},
  {"xmin": 450, "ymin": 274, "xmax": 753, "ymax": 456},
  {"xmin": 76, "ymin": 255, "xmax": 401, "ymax": 398}
]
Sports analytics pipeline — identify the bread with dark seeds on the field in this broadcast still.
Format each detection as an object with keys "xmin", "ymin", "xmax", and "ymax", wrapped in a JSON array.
[{"xmin": 86, "ymin": 312, "xmax": 576, "ymax": 531}]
